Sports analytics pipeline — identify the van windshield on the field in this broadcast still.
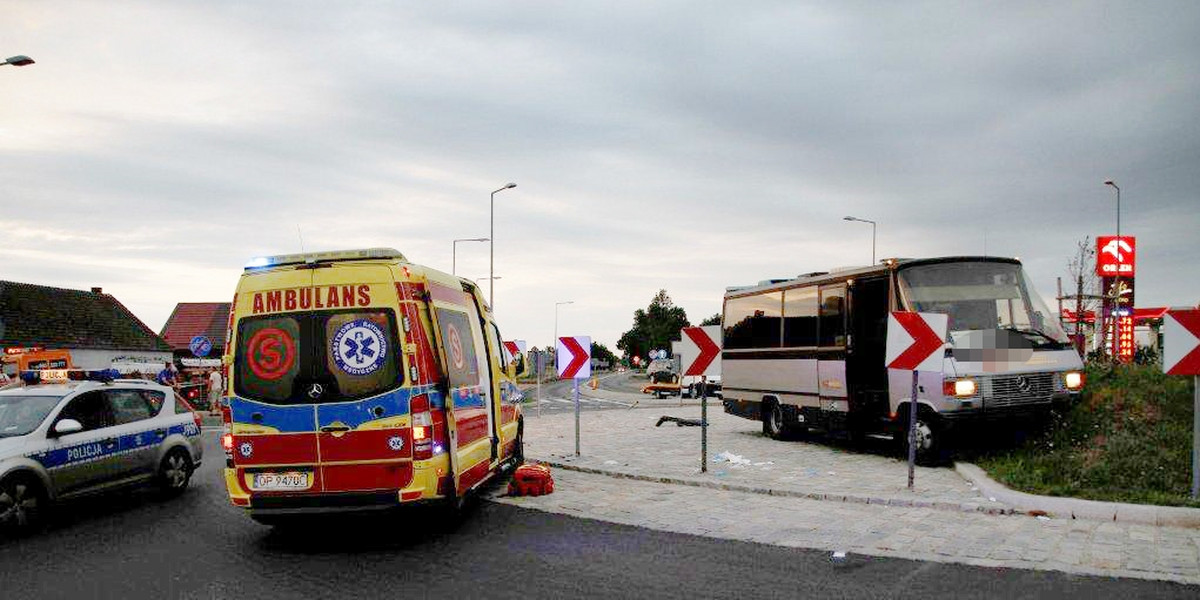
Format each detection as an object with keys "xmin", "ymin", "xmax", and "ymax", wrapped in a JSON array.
[
  {"xmin": 897, "ymin": 260, "xmax": 1070, "ymax": 346},
  {"xmin": 234, "ymin": 309, "xmax": 403, "ymax": 405}
]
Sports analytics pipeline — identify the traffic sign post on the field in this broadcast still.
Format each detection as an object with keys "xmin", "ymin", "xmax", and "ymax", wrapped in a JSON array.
[
  {"xmin": 885, "ymin": 311, "xmax": 948, "ymax": 490},
  {"xmin": 1163, "ymin": 308, "xmax": 1200, "ymax": 498},
  {"xmin": 558, "ymin": 336, "xmax": 591, "ymax": 456},
  {"xmin": 680, "ymin": 326, "xmax": 722, "ymax": 473}
]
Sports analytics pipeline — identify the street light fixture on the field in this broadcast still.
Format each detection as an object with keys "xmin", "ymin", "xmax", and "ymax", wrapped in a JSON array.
[
  {"xmin": 2, "ymin": 55, "xmax": 34, "ymax": 67},
  {"xmin": 843, "ymin": 216, "xmax": 877, "ymax": 264},
  {"xmin": 452, "ymin": 237, "xmax": 489, "ymax": 275},
  {"xmin": 490, "ymin": 182, "xmax": 517, "ymax": 312}
]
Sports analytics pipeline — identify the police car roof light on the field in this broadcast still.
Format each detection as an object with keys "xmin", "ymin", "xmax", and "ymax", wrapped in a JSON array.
[
  {"xmin": 19, "ymin": 368, "xmax": 120, "ymax": 385},
  {"xmin": 244, "ymin": 248, "xmax": 406, "ymax": 270}
]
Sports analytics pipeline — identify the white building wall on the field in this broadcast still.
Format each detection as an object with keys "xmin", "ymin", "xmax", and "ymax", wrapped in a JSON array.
[{"xmin": 69, "ymin": 348, "xmax": 173, "ymax": 372}]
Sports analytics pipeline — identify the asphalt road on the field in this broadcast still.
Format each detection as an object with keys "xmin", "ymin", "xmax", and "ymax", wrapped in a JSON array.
[
  {"xmin": 522, "ymin": 371, "xmax": 651, "ymax": 412},
  {"xmin": 1, "ymin": 434, "xmax": 1195, "ymax": 599}
]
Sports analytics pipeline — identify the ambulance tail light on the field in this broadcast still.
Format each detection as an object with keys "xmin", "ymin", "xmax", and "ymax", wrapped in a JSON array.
[
  {"xmin": 222, "ymin": 426, "xmax": 235, "ymax": 467},
  {"xmin": 411, "ymin": 394, "xmax": 433, "ymax": 460}
]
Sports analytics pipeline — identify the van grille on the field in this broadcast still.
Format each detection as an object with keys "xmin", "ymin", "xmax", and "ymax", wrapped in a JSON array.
[{"xmin": 981, "ymin": 372, "xmax": 1056, "ymax": 409}]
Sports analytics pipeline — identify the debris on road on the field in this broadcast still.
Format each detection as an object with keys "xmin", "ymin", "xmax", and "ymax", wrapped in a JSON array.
[
  {"xmin": 712, "ymin": 451, "xmax": 751, "ymax": 466},
  {"xmin": 656, "ymin": 415, "xmax": 705, "ymax": 427}
]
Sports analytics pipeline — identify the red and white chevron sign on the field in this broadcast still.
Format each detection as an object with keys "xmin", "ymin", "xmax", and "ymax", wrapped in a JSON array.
[
  {"xmin": 557, "ymin": 336, "xmax": 591, "ymax": 379},
  {"xmin": 885, "ymin": 312, "xmax": 948, "ymax": 372},
  {"xmin": 680, "ymin": 326, "xmax": 722, "ymax": 377},
  {"xmin": 504, "ymin": 340, "xmax": 526, "ymax": 363},
  {"xmin": 1163, "ymin": 309, "xmax": 1200, "ymax": 376}
]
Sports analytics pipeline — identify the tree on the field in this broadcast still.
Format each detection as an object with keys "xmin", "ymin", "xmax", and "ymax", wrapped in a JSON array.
[
  {"xmin": 700, "ymin": 313, "xmax": 722, "ymax": 326},
  {"xmin": 591, "ymin": 341, "xmax": 617, "ymax": 367},
  {"xmin": 616, "ymin": 290, "xmax": 691, "ymax": 360},
  {"xmin": 1065, "ymin": 237, "xmax": 1101, "ymax": 355}
]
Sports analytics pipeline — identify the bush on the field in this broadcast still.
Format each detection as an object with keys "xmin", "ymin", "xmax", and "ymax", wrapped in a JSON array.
[{"xmin": 976, "ymin": 364, "xmax": 1199, "ymax": 507}]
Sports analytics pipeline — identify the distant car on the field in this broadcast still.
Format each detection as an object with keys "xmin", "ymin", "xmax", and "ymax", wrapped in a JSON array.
[
  {"xmin": 0, "ymin": 370, "xmax": 203, "ymax": 536},
  {"xmin": 641, "ymin": 370, "xmax": 681, "ymax": 398},
  {"xmin": 680, "ymin": 376, "xmax": 722, "ymax": 399}
]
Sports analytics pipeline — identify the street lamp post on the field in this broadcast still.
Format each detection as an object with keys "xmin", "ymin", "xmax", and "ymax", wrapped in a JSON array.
[
  {"xmin": 843, "ymin": 216, "xmax": 878, "ymax": 264},
  {"xmin": 1, "ymin": 55, "xmax": 34, "ymax": 67},
  {"xmin": 452, "ymin": 237, "xmax": 488, "ymax": 275},
  {"xmin": 490, "ymin": 182, "xmax": 517, "ymax": 312},
  {"xmin": 1105, "ymin": 180, "xmax": 1122, "ymax": 360},
  {"xmin": 541, "ymin": 300, "xmax": 574, "ymax": 419}
]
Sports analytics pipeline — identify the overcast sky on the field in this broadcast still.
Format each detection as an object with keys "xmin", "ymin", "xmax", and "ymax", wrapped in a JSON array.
[{"xmin": 4, "ymin": 1, "xmax": 1199, "ymax": 352}]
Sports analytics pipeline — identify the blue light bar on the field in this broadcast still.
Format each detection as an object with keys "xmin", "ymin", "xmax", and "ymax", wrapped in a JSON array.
[
  {"xmin": 18, "ymin": 368, "xmax": 120, "ymax": 385},
  {"xmin": 244, "ymin": 248, "xmax": 406, "ymax": 270}
]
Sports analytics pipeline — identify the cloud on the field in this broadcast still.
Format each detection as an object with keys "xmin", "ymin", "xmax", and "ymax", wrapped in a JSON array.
[{"xmin": 3, "ymin": 1, "xmax": 1199, "ymax": 348}]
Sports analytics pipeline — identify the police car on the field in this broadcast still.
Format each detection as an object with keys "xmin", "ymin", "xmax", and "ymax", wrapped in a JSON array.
[{"xmin": 0, "ymin": 369, "xmax": 203, "ymax": 536}]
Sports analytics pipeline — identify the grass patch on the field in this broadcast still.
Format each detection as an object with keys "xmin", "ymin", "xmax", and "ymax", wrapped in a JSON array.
[{"xmin": 972, "ymin": 364, "xmax": 1200, "ymax": 508}]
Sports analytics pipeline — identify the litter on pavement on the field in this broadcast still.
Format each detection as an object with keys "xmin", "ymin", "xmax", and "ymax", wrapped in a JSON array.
[{"xmin": 712, "ymin": 451, "xmax": 752, "ymax": 466}]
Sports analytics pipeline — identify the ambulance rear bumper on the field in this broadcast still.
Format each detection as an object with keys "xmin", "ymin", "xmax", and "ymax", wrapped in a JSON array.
[{"xmin": 247, "ymin": 491, "xmax": 407, "ymax": 515}]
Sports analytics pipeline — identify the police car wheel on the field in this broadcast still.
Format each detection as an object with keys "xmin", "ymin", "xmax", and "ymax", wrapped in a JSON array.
[
  {"xmin": 0, "ymin": 474, "xmax": 46, "ymax": 536},
  {"xmin": 157, "ymin": 449, "xmax": 193, "ymax": 496}
]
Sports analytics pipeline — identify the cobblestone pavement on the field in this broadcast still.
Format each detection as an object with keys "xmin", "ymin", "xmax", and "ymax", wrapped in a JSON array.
[
  {"xmin": 494, "ymin": 403, "xmax": 1200, "ymax": 585},
  {"xmin": 525, "ymin": 403, "xmax": 1005, "ymax": 512}
]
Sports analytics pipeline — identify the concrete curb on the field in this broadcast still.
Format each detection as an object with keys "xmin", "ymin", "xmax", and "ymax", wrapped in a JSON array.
[
  {"xmin": 954, "ymin": 462, "xmax": 1200, "ymax": 528},
  {"xmin": 533, "ymin": 456, "xmax": 1018, "ymax": 517}
]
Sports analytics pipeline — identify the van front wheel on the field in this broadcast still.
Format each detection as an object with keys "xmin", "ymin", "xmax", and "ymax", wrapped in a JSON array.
[
  {"xmin": 902, "ymin": 412, "xmax": 946, "ymax": 466},
  {"xmin": 762, "ymin": 400, "xmax": 788, "ymax": 440}
]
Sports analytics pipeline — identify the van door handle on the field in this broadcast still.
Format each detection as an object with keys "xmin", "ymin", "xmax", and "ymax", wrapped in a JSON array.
[{"xmin": 320, "ymin": 425, "xmax": 351, "ymax": 433}]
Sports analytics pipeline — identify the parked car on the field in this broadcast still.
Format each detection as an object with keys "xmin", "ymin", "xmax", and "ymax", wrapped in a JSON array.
[{"xmin": 0, "ymin": 369, "xmax": 203, "ymax": 536}]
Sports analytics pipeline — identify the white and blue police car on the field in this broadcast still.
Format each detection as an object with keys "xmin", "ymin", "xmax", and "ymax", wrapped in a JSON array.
[{"xmin": 0, "ymin": 369, "xmax": 203, "ymax": 536}]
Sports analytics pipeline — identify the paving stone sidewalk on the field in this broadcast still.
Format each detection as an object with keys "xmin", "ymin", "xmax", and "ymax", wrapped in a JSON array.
[
  {"xmin": 524, "ymin": 403, "xmax": 1007, "ymax": 512},
  {"xmin": 499, "ymin": 403, "xmax": 1200, "ymax": 584}
]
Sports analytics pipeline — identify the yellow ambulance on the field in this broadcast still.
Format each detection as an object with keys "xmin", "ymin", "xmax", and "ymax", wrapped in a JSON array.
[{"xmin": 220, "ymin": 248, "xmax": 524, "ymax": 523}]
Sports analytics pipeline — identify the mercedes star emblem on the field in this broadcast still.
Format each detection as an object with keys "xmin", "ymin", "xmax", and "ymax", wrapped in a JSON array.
[{"xmin": 307, "ymin": 383, "xmax": 324, "ymax": 399}]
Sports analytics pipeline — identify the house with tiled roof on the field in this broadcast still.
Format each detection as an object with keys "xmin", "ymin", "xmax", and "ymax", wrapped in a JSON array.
[
  {"xmin": 160, "ymin": 302, "xmax": 230, "ymax": 366},
  {"xmin": 0, "ymin": 280, "xmax": 172, "ymax": 374}
]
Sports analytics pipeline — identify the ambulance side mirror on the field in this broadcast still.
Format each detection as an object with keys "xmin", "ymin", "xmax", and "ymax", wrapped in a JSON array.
[{"xmin": 53, "ymin": 419, "xmax": 83, "ymax": 436}]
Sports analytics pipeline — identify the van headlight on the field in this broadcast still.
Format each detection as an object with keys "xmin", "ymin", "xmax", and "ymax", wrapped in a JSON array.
[
  {"xmin": 942, "ymin": 378, "xmax": 977, "ymax": 398},
  {"xmin": 1064, "ymin": 371, "xmax": 1084, "ymax": 391}
]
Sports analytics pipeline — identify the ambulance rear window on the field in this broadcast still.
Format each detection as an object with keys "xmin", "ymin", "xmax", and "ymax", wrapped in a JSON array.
[{"xmin": 235, "ymin": 309, "xmax": 403, "ymax": 404}]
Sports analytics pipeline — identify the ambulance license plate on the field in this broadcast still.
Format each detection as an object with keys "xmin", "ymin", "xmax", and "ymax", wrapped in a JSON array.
[{"xmin": 252, "ymin": 471, "xmax": 311, "ymax": 491}]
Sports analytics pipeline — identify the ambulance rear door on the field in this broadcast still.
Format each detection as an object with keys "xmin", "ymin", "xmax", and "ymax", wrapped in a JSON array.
[{"xmin": 310, "ymin": 267, "xmax": 413, "ymax": 493}]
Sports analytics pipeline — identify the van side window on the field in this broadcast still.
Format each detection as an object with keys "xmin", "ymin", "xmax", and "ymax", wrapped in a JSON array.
[
  {"xmin": 783, "ymin": 287, "xmax": 818, "ymax": 347},
  {"xmin": 490, "ymin": 323, "xmax": 511, "ymax": 368},
  {"xmin": 819, "ymin": 284, "xmax": 847, "ymax": 347},
  {"xmin": 434, "ymin": 308, "xmax": 480, "ymax": 388},
  {"xmin": 723, "ymin": 292, "xmax": 783, "ymax": 349}
]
